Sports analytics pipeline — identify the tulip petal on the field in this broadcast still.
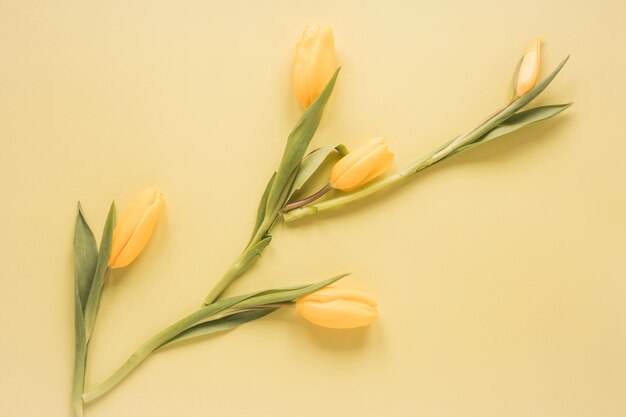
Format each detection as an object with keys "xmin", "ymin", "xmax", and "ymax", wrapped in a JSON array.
[
  {"xmin": 309, "ymin": 27, "xmax": 335, "ymax": 105},
  {"xmin": 109, "ymin": 188, "xmax": 159, "ymax": 265},
  {"xmin": 293, "ymin": 50, "xmax": 314, "ymax": 109},
  {"xmin": 332, "ymin": 144, "xmax": 391, "ymax": 191},
  {"xmin": 361, "ymin": 148, "xmax": 395, "ymax": 185},
  {"xmin": 296, "ymin": 286, "xmax": 379, "ymax": 329},
  {"xmin": 297, "ymin": 299, "xmax": 378, "ymax": 329},
  {"xmin": 293, "ymin": 24, "xmax": 335, "ymax": 109},
  {"xmin": 109, "ymin": 189, "xmax": 164, "ymax": 269},
  {"xmin": 298, "ymin": 286, "xmax": 378, "ymax": 307},
  {"xmin": 330, "ymin": 137, "xmax": 385, "ymax": 181}
]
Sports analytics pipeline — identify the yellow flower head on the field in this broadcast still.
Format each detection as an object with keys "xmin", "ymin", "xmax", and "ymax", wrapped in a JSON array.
[
  {"xmin": 330, "ymin": 138, "xmax": 394, "ymax": 192},
  {"xmin": 109, "ymin": 188, "xmax": 164, "ymax": 269},
  {"xmin": 296, "ymin": 286, "xmax": 378, "ymax": 329},
  {"xmin": 293, "ymin": 24, "xmax": 335, "ymax": 109}
]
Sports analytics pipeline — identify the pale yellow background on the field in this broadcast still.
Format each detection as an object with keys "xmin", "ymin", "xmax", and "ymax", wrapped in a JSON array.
[{"xmin": 1, "ymin": 0, "xmax": 625, "ymax": 416}]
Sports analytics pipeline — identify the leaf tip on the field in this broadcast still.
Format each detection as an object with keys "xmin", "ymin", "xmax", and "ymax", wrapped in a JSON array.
[{"xmin": 108, "ymin": 200, "xmax": 117, "ymax": 220}]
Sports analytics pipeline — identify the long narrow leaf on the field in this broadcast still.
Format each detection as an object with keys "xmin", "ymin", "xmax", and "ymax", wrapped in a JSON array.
[
  {"xmin": 157, "ymin": 308, "xmax": 278, "ymax": 350},
  {"xmin": 466, "ymin": 55, "xmax": 570, "ymax": 143},
  {"xmin": 511, "ymin": 56, "xmax": 570, "ymax": 112},
  {"xmin": 73, "ymin": 203, "xmax": 99, "ymax": 310},
  {"xmin": 405, "ymin": 56, "xmax": 570, "ymax": 176},
  {"xmin": 71, "ymin": 205, "xmax": 97, "ymax": 417},
  {"xmin": 83, "ymin": 202, "xmax": 116, "ymax": 341},
  {"xmin": 265, "ymin": 69, "xmax": 340, "ymax": 215},
  {"xmin": 236, "ymin": 273, "xmax": 348, "ymax": 308},
  {"xmin": 193, "ymin": 274, "xmax": 348, "ymax": 332},
  {"xmin": 450, "ymin": 103, "xmax": 573, "ymax": 156},
  {"xmin": 287, "ymin": 145, "xmax": 345, "ymax": 202}
]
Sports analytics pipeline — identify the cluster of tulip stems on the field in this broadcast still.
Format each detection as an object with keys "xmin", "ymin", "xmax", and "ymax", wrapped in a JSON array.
[{"xmin": 71, "ymin": 26, "xmax": 570, "ymax": 415}]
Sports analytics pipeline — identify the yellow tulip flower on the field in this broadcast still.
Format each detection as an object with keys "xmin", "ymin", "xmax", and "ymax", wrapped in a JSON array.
[
  {"xmin": 330, "ymin": 138, "xmax": 394, "ymax": 192},
  {"xmin": 293, "ymin": 24, "xmax": 335, "ymax": 109},
  {"xmin": 296, "ymin": 287, "xmax": 378, "ymax": 329},
  {"xmin": 515, "ymin": 37, "xmax": 543, "ymax": 98},
  {"xmin": 109, "ymin": 188, "xmax": 164, "ymax": 269}
]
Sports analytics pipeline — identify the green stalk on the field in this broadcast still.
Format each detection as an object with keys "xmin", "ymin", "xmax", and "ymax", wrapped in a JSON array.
[
  {"xmin": 71, "ymin": 344, "xmax": 86, "ymax": 416},
  {"xmin": 203, "ymin": 217, "xmax": 275, "ymax": 305},
  {"xmin": 281, "ymin": 183, "xmax": 334, "ymax": 212},
  {"xmin": 73, "ymin": 265, "xmax": 112, "ymax": 415},
  {"xmin": 82, "ymin": 306, "xmax": 217, "ymax": 403},
  {"xmin": 72, "ymin": 287, "xmax": 87, "ymax": 417},
  {"xmin": 71, "ymin": 342, "xmax": 87, "ymax": 416}
]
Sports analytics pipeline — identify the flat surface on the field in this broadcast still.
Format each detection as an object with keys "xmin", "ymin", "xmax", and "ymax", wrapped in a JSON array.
[{"xmin": 1, "ymin": 1, "xmax": 625, "ymax": 416}]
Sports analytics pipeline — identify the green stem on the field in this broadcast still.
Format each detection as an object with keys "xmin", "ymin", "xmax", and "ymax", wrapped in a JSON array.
[
  {"xmin": 71, "ymin": 322, "xmax": 87, "ymax": 417},
  {"xmin": 82, "ymin": 307, "xmax": 211, "ymax": 403},
  {"xmin": 282, "ymin": 173, "xmax": 405, "ymax": 222},
  {"xmin": 203, "ymin": 216, "xmax": 276, "ymax": 305},
  {"xmin": 203, "ymin": 251, "xmax": 251, "ymax": 305},
  {"xmin": 72, "ymin": 266, "xmax": 112, "ymax": 416},
  {"xmin": 280, "ymin": 183, "xmax": 333, "ymax": 212}
]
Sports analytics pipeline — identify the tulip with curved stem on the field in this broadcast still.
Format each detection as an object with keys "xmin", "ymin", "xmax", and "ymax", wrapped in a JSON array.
[
  {"xmin": 281, "ymin": 138, "xmax": 395, "ymax": 212},
  {"xmin": 283, "ymin": 54, "xmax": 570, "ymax": 223},
  {"xmin": 82, "ymin": 303, "xmax": 236, "ymax": 403},
  {"xmin": 83, "ymin": 275, "xmax": 347, "ymax": 403}
]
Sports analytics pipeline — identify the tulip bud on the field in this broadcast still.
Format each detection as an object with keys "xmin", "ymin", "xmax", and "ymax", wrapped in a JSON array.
[
  {"xmin": 514, "ymin": 37, "xmax": 543, "ymax": 98},
  {"xmin": 296, "ymin": 287, "xmax": 378, "ymax": 329},
  {"xmin": 109, "ymin": 188, "xmax": 164, "ymax": 269},
  {"xmin": 293, "ymin": 24, "xmax": 335, "ymax": 109},
  {"xmin": 330, "ymin": 138, "xmax": 395, "ymax": 192}
]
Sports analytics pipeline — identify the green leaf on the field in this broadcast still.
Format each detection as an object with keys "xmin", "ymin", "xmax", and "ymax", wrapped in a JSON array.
[
  {"xmin": 510, "ymin": 55, "xmax": 569, "ymax": 113},
  {"xmin": 265, "ymin": 69, "xmax": 340, "ymax": 215},
  {"xmin": 484, "ymin": 103, "xmax": 573, "ymax": 142},
  {"xmin": 71, "ymin": 202, "xmax": 98, "ymax": 414},
  {"xmin": 287, "ymin": 145, "xmax": 344, "ymax": 202},
  {"xmin": 83, "ymin": 202, "xmax": 116, "ymax": 341},
  {"xmin": 460, "ymin": 56, "xmax": 569, "ymax": 149},
  {"xmin": 73, "ymin": 203, "xmax": 99, "ymax": 311},
  {"xmin": 451, "ymin": 103, "xmax": 573, "ymax": 156},
  {"xmin": 157, "ymin": 308, "xmax": 278, "ymax": 350},
  {"xmin": 195, "ymin": 274, "xmax": 348, "ymax": 330},
  {"xmin": 236, "ymin": 273, "xmax": 349, "ymax": 308},
  {"xmin": 248, "ymin": 172, "xmax": 276, "ymax": 245},
  {"xmin": 421, "ymin": 55, "xmax": 570, "ymax": 170}
]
